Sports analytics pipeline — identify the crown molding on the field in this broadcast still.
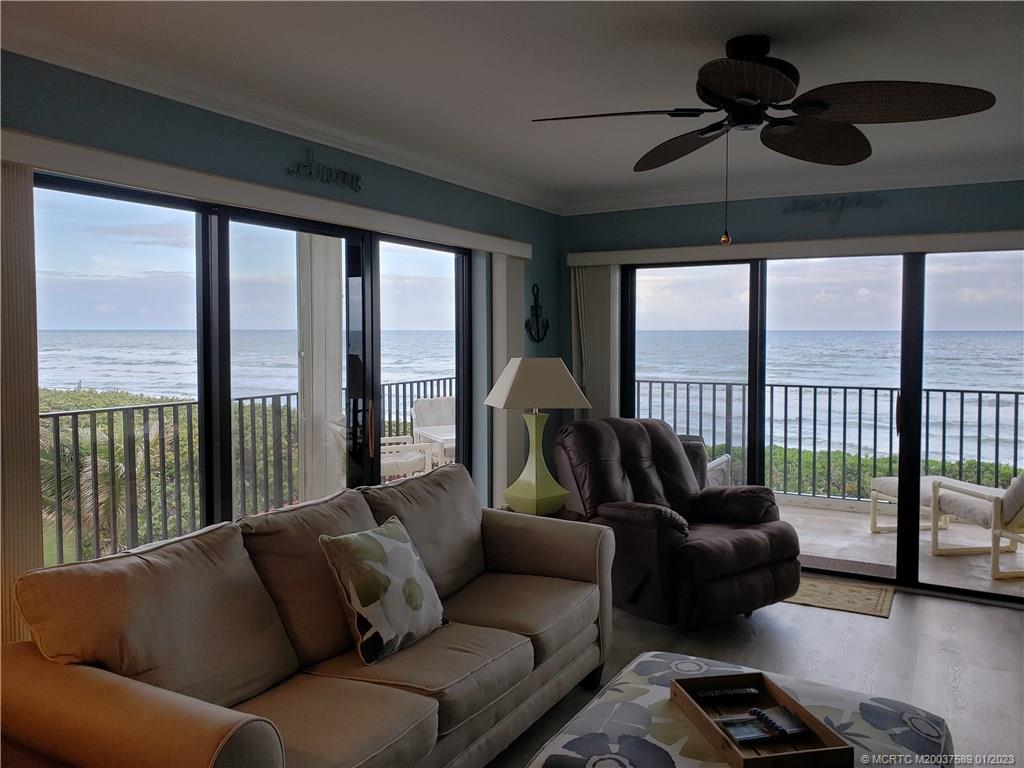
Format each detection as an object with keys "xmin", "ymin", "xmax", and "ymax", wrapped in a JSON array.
[
  {"xmin": 4, "ymin": 29, "xmax": 1022, "ymax": 217},
  {"xmin": 1, "ymin": 30, "xmax": 563, "ymax": 214}
]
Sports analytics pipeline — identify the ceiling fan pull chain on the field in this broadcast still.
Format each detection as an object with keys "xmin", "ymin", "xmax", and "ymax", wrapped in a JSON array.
[{"xmin": 721, "ymin": 132, "xmax": 732, "ymax": 246}]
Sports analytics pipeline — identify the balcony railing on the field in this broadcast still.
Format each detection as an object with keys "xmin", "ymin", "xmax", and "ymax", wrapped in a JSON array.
[
  {"xmin": 40, "ymin": 376, "xmax": 456, "ymax": 565},
  {"xmin": 636, "ymin": 379, "xmax": 1023, "ymax": 499}
]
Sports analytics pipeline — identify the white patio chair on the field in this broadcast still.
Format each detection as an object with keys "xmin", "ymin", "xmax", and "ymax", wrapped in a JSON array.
[
  {"xmin": 380, "ymin": 436, "xmax": 436, "ymax": 482},
  {"xmin": 412, "ymin": 396, "xmax": 456, "ymax": 462},
  {"xmin": 929, "ymin": 473, "xmax": 1024, "ymax": 580},
  {"xmin": 869, "ymin": 476, "xmax": 950, "ymax": 534}
]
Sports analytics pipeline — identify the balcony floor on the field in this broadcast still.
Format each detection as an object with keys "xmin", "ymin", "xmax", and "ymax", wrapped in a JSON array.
[{"xmin": 779, "ymin": 499, "xmax": 1024, "ymax": 599}]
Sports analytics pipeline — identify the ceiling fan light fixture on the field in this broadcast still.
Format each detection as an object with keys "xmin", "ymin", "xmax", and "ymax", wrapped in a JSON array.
[{"xmin": 765, "ymin": 119, "xmax": 797, "ymax": 136}]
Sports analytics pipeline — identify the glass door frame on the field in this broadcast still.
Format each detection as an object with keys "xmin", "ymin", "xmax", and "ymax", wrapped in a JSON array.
[
  {"xmin": 371, "ymin": 234, "xmax": 473, "ymax": 483},
  {"xmin": 620, "ymin": 253, "xmax": 1022, "ymax": 607},
  {"xmin": 620, "ymin": 260, "xmax": 765, "ymax": 486}
]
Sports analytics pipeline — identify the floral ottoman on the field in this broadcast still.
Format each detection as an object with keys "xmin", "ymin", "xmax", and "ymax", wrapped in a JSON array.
[{"xmin": 529, "ymin": 652, "xmax": 953, "ymax": 768}]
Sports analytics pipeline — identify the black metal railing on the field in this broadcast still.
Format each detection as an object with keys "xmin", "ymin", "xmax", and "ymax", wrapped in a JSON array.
[
  {"xmin": 39, "ymin": 376, "xmax": 456, "ymax": 565},
  {"xmin": 381, "ymin": 376, "xmax": 456, "ymax": 437},
  {"xmin": 636, "ymin": 379, "xmax": 1023, "ymax": 500}
]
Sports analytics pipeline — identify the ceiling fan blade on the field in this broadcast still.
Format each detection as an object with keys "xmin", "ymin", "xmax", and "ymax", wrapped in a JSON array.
[
  {"xmin": 761, "ymin": 116, "xmax": 871, "ymax": 165},
  {"xmin": 532, "ymin": 107, "xmax": 713, "ymax": 123},
  {"xmin": 698, "ymin": 58, "xmax": 797, "ymax": 106},
  {"xmin": 792, "ymin": 81, "xmax": 996, "ymax": 123},
  {"xmin": 634, "ymin": 121, "xmax": 729, "ymax": 172}
]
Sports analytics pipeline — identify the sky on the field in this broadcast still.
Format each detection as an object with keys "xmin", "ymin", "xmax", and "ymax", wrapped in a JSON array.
[
  {"xmin": 34, "ymin": 188, "xmax": 1024, "ymax": 333},
  {"xmin": 635, "ymin": 252, "xmax": 1024, "ymax": 331},
  {"xmin": 34, "ymin": 188, "xmax": 456, "ymax": 332}
]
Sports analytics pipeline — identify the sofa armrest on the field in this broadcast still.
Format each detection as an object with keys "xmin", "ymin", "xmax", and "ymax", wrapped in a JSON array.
[
  {"xmin": 596, "ymin": 501, "xmax": 690, "ymax": 535},
  {"xmin": 481, "ymin": 508, "xmax": 614, "ymax": 662},
  {"xmin": 1, "ymin": 642, "xmax": 284, "ymax": 768},
  {"xmin": 688, "ymin": 485, "xmax": 780, "ymax": 524}
]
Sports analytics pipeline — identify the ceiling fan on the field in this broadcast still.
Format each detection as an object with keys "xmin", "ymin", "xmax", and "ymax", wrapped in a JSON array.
[{"xmin": 533, "ymin": 34, "xmax": 996, "ymax": 171}]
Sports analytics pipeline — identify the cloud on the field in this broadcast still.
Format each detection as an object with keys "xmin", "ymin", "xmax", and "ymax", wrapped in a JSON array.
[
  {"xmin": 86, "ymin": 222, "xmax": 194, "ymax": 249},
  {"xmin": 957, "ymin": 287, "xmax": 990, "ymax": 303},
  {"xmin": 856, "ymin": 288, "xmax": 872, "ymax": 303}
]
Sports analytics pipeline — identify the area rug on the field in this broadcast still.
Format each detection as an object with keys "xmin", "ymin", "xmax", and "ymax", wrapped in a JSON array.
[{"xmin": 785, "ymin": 574, "xmax": 896, "ymax": 617}]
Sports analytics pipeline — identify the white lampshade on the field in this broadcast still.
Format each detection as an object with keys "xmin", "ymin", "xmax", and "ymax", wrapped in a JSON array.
[{"xmin": 484, "ymin": 357, "xmax": 591, "ymax": 410}]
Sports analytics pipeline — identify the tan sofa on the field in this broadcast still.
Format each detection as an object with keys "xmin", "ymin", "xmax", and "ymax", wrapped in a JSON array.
[{"xmin": 1, "ymin": 464, "xmax": 614, "ymax": 768}]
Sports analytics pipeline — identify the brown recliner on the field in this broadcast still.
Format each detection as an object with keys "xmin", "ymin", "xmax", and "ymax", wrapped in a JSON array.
[{"xmin": 554, "ymin": 417, "xmax": 800, "ymax": 627}]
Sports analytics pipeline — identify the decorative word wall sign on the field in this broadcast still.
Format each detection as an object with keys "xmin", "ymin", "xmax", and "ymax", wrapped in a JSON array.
[
  {"xmin": 286, "ymin": 147, "xmax": 362, "ymax": 193},
  {"xmin": 781, "ymin": 192, "xmax": 885, "ymax": 223}
]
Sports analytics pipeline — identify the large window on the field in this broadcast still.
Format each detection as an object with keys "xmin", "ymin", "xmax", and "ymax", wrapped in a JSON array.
[
  {"xmin": 764, "ymin": 255, "xmax": 903, "ymax": 577},
  {"xmin": 622, "ymin": 250, "xmax": 1024, "ymax": 604},
  {"xmin": 633, "ymin": 264, "xmax": 749, "ymax": 484},
  {"xmin": 35, "ymin": 187, "xmax": 201, "ymax": 564},
  {"xmin": 33, "ymin": 177, "xmax": 472, "ymax": 562},
  {"xmin": 920, "ymin": 250, "xmax": 1024, "ymax": 598},
  {"xmin": 378, "ymin": 239, "xmax": 461, "ymax": 483}
]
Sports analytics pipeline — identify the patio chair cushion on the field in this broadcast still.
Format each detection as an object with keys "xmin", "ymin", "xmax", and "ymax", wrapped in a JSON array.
[
  {"xmin": 871, "ymin": 475, "xmax": 1014, "ymax": 528},
  {"xmin": 360, "ymin": 464, "xmax": 484, "ymax": 599},
  {"xmin": 1001, "ymin": 473, "xmax": 1024, "ymax": 529},
  {"xmin": 15, "ymin": 523, "xmax": 298, "ymax": 708},
  {"xmin": 241, "ymin": 488, "xmax": 378, "ymax": 665}
]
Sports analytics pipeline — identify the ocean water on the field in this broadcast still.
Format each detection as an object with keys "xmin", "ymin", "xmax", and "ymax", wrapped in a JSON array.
[
  {"xmin": 38, "ymin": 329, "xmax": 457, "ymax": 398},
  {"xmin": 636, "ymin": 330, "xmax": 1024, "ymax": 391},
  {"xmin": 37, "ymin": 329, "xmax": 1022, "ymax": 462}
]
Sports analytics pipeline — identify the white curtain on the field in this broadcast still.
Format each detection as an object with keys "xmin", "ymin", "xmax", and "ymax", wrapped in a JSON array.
[{"xmin": 570, "ymin": 265, "xmax": 620, "ymax": 420}]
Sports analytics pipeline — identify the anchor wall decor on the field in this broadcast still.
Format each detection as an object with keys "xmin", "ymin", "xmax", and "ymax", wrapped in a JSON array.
[{"xmin": 525, "ymin": 284, "xmax": 549, "ymax": 343}]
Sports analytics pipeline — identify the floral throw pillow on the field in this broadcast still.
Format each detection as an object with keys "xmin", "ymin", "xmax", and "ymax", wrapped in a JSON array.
[{"xmin": 319, "ymin": 516, "xmax": 444, "ymax": 664}]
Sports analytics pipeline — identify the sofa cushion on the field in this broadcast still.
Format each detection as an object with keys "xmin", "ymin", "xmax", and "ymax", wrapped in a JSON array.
[
  {"xmin": 320, "ymin": 517, "xmax": 445, "ymax": 664},
  {"xmin": 241, "ymin": 488, "xmax": 377, "ymax": 665},
  {"xmin": 442, "ymin": 573, "xmax": 598, "ymax": 666},
  {"xmin": 677, "ymin": 520, "xmax": 801, "ymax": 583},
  {"xmin": 359, "ymin": 464, "xmax": 484, "ymax": 598},
  {"xmin": 15, "ymin": 523, "xmax": 298, "ymax": 708},
  {"xmin": 307, "ymin": 622, "xmax": 533, "ymax": 735},
  {"xmin": 234, "ymin": 674, "xmax": 438, "ymax": 768}
]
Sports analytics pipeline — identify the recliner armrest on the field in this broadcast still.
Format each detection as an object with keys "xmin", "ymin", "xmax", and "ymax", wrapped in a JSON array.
[
  {"xmin": 688, "ymin": 485, "xmax": 780, "ymax": 524},
  {"xmin": 596, "ymin": 501, "xmax": 690, "ymax": 535},
  {"xmin": 1, "ymin": 641, "xmax": 283, "ymax": 768}
]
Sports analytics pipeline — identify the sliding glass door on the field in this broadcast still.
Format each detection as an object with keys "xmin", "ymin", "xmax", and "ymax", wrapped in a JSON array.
[
  {"xmin": 33, "ymin": 174, "xmax": 472, "ymax": 560},
  {"xmin": 919, "ymin": 250, "xmax": 1024, "ymax": 597},
  {"xmin": 227, "ymin": 220, "xmax": 372, "ymax": 516},
  {"xmin": 377, "ymin": 238, "xmax": 465, "ymax": 483},
  {"xmin": 623, "ymin": 250, "xmax": 1023, "ymax": 605},
  {"xmin": 764, "ymin": 255, "xmax": 903, "ymax": 578}
]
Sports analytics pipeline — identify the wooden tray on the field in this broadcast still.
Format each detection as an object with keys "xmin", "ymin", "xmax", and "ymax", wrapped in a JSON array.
[{"xmin": 670, "ymin": 672, "xmax": 853, "ymax": 768}]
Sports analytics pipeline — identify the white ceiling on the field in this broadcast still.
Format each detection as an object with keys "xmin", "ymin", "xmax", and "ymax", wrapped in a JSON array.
[{"xmin": 3, "ymin": 2, "xmax": 1022, "ymax": 214}]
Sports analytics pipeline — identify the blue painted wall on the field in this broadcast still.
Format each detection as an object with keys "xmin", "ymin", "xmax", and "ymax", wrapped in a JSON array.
[{"xmin": 560, "ymin": 182, "xmax": 1024, "ymax": 254}]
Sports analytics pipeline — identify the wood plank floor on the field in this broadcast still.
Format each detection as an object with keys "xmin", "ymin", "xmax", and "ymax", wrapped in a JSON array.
[
  {"xmin": 491, "ymin": 594, "xmax": 1024, "ymax": 766},
  {"xmin": 781, "ymin": 502, "xmax": 1024, "ymax": 598}
]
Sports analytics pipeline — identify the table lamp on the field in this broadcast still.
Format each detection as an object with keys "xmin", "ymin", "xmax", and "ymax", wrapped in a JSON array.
[{"xmin": 484, "ymin": 357, "xmax": 591, "ymax": 515}]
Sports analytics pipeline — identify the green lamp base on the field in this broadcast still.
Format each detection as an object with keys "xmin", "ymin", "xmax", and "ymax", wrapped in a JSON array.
[{"xmin": 502, "ymin": 410, "xmax": 569, "ymax": 516}]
